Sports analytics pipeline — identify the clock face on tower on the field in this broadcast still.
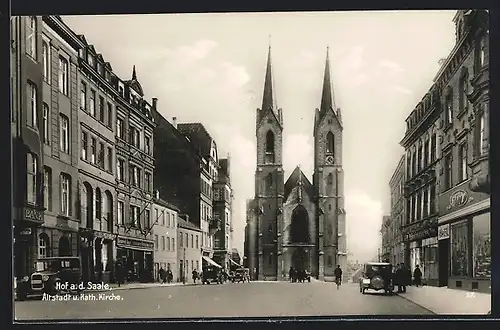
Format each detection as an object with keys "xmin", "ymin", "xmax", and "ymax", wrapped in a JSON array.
[{"xmin": 326, "ymin": 155, "xmax": 334, "ymax": 165}]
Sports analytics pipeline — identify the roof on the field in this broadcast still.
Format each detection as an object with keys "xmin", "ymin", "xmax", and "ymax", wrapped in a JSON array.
[
  {"xmin": 177, "ymin": 123, "xmax": 213, "ymax": 158},
  {"xmin": 177, "ymin": 218, "xmax": 202, "ymax": 232},
  {"xmin": 153, "ymin": 198, "xmax": 180, "ymax": 212},
  {"xmin": 284, "ymin": 166, "xmax": 314, "ymax": 201}
]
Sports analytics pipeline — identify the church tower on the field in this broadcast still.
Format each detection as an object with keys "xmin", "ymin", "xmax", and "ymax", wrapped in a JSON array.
[
  {"xmin": 254, "ymin": 44, "xmax": 284, "ymax": 281},
  {"xmin": 313, "ymin": 47, "xmax": 347, "ymax": 281}
]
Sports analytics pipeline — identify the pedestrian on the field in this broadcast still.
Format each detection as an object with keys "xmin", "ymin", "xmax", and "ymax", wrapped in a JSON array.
[
  {"xmin": 403, "ymin": 263, "xmax": 411, "ymax": 291},
  {"xmin": 192, "ymin": 269, "xmax": 198, "ymax": 283},
  {"xmin": 413, "ymin": 265, "xmax": 422, "ymax": 287},
  {"xmin": 167, "ymin": 269, "xmax": 173, "ymax": 283},
  {"xmin": 393, "ymin": 264, "xmax": 402, "ymax": 293},
  {"xmin": 159, "ymin": 267, "xmax": 165, "ymax": 284},
  {"xmin": 289, "ymin": 267, "xmax": 295, "ymax": 283},
  {"xmin": 334, "ymin": 265, "xmax": 343, "ymax": 289},
  {"xmin": 115, "ymin": 261, "xmax": 124, "ymax": 287}
]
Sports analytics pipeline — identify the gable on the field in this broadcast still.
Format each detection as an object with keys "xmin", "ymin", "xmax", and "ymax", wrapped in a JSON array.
[
  {"xmin": 257, "ymin": 108, "xmax": 282, "ymax": 132},
  {"xmin": 284, "ymin": 167, "xmax": 314, "ymax": 201},
  {"xmin": 316, "ymin": 107, "xmax": 342, "ymax": 134}
]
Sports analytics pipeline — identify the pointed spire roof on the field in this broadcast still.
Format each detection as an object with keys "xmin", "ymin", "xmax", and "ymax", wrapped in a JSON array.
[
  {"xmin": 128, "ymin": 65, "xmax": 144, "ymax": 96},
  {"xmin": 261, "ymin": 39, "xmax": 278, "ymax": 113},
  {"xmin": 320, "ymin": 46, "xmax": 336, "ymax": 113},
  {"xmin": 132, "ymin": 65, "xmax": 137, "ymax": 80}
]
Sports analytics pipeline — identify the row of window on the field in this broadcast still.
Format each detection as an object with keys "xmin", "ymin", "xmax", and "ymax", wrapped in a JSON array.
[
  {"xmin": 180, "ymin": 259, "xmax": 201, "ymax": 276},
  {"xmin": 80, "ymin": 81, "xmax": 114, "ymax": 128},
  {"xmin": 200, "ymin": 178, "xmax": 212, "ymax": 199},
  {"xmin": 81, "ymin": 130, "xmax": 113, "ymax": 172},
  {"xmin": 116, "ymin": 160, "xmax": 153, "ymax": 192},
  {"xmin": 27, "ymin": 82, "xmax": 70, "ymax": 154},
  {"xmin": 116, "ymin": 117, "xmax": 152, "ymax": 155},
  {"xmin": 154, "ymin": 235, "xmax": 176, "ymax": 252},
  {"xmin": 407, "ymin": 134, "xmax": 437, "ymax": 179},
  {"xmin": 153, "ymin": 208, "xmax": 177, "ymax": 228},
  {"xmin": 27, "ymin": 154, "xmax": 71, "ymax": 216},
  {"xmin": 179, "ymin": 231, "xmax": 200, "ymax": 249},
  {"xmin": 115, "ymin": 201, "xmax": 150, "ymax": 229},
  {"xmin": 406, "ymin": 183, "xmax": 436, "ymax": 225},
  {"xmin": 213, "ymin": 187, "xmax": 231, "ymax": 202}
]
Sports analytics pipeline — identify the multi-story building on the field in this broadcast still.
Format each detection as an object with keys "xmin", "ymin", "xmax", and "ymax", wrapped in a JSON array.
[
  {"xmin": 388, "ymin": 155, "xmax": 406, "ymax": 265},
  {"xmin": 434, "ymin": 10, "xmax": 490, "ymax": 292},
  {"xmin": 112, "ymin": 66, "xmax": 156, "ymax": 282},
  {"xmin": 152, "ymin": 112, "xmax": 222, "ymax": 268},
  {"xmin": 152, "ymin": 196, "xmax": 179, "ymax": 282},
  {"xmin": 212, "ymin": 156, "xmax": 234, "ymax": 269},
  {"xmin": 176, "ymin": 123, "xmax": 222, "ymax": 262},
  {"xmin": 177, "ymin": 217, "xmax": 203, "ymax": 283},
  {"xmin": 380, "ymin": 215, "xmax": 392, "ymax": 262},
  {"xmin": 400, "ymin": 79, "xmax": 440, "ymax": 287},
  {"xmin": 75, "ymin": 34, "xmax": 118, "ymax": 283},
  {"xmin": 244, "ymin": 199, "xmax": 258, "ymax": 279},
  {"xmin": 11, "ymin": 15, "xmax": 84, "ymax": 280}
]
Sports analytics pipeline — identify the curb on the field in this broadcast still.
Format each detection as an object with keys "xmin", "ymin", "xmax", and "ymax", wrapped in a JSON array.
[{"xmin": 394, "ymin": 292, "xmax": 437, "ymax": 315}]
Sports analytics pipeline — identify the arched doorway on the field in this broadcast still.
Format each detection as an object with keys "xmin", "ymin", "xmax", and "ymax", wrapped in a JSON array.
[
  {"xmin": 58, "ymin": 236, "xmax": 71, "ymax": 257},
  {"xmin": 290, "ymin": 205, "xmax": 309, "ymax": 243},
  {"xmin": 291, "ymin": 248, "xmax": 309, "ymax": 272}
]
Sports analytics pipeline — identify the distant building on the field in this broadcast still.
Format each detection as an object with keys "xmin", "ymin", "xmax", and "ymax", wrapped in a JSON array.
[
  {"xmin": 177, "ymin": 216, "xmax": 203, "ymax": 283},
  {"xmin": 380, "ymin": 215, "xmax": 392, "ymax": 262},
  {"xmin": 152, "ymin": 196, "xmax": 179, "ymax": 282},
  {"xmin": 388, "ymin": 155, "xmax": 406, "ymax": 265}
]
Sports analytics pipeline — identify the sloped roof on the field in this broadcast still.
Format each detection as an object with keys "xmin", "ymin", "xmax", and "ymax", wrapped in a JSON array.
[
  {"xmin": 178, "ymin": 218, "xmax": 202, "ymax": 232},
  {"xmin": 177, "ymin": 123, "xmax": 213, "ymax": 158},
  {"xmin": 284, "ymin": 166, "xmax": 314, "ymax": 201}
]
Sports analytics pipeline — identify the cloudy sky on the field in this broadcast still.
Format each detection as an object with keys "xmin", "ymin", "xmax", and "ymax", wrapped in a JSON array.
[{"xmin": 63, "ymin": 10, "xmax": 457, "ymax": 263}]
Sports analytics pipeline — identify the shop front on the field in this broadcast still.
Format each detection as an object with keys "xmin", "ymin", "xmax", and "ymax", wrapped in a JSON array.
[
  {"xmin": 14, "ymin": 205, "xmax": 45, "ymax": 279},
  {"xmin": 116, "ymin": 236, "xmax": 154, "ymax": 283},
  {"xmin": 402, "ymin": 216, "xmax": 438, "ymax": 286},
  {"xmin": 438, "ymin": 180, "xmax": 490, "ymax": 292}
]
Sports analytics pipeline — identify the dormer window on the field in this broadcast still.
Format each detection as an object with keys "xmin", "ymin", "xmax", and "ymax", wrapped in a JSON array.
[
  {"xmin": 78, "ymin": 49, "xmax": 84, "ymax": 58},
  {"xmin": 88, "ymin": 54, "xmax": 95, "ymax": 68},
  {"xmin": 445, "ymin": 91, "xmax": 453, "ymax": 125},
  {"xmin": 105, "ymin": 70, "xmax": 111, "ymax": 82},
  {"xmin": 97, "ymin": 63, "xmax": 103, "ymax": 76}
]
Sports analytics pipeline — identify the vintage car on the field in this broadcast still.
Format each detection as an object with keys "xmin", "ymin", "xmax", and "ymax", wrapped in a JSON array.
[
  {"xmin": 359, "ymin": 262, "xmax": 394, "ymax": 295},
  {"xmin": 231, "ymin": 268, "xmax": 250, "ymax": 283},
  {"xmin": 201, "ymin": 265, "xmax": 223, "ymax": 284},
  {"xmin": 16, "ymin": 257, "xmax": 83, "ymax": 300}
]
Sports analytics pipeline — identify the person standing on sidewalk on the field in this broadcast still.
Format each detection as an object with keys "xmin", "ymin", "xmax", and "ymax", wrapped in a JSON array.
[
  {"xmin": 413, "ymin": 265, "xmax": 422, "ymax": 287},
  {"xmin": 159, "ymin": 267, "xmax": 166, "ymax": 284},
  {"xmin": 397, "ymin": 263, "xmax": 408, "ymax": 293},
  {"xmin": 192, "ymin": 269, "xmax": 198, "ymax": 283},
  {"xmin": 115, "ymin": 261, "xmax": 124, "ymax": 287},
  {"xmin": 166, "ymin": 269, "xmax": 173, "ymax": 283}
]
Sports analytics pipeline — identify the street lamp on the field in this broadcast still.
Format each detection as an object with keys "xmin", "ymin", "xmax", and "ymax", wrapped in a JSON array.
[{"xmin": 183, "ymin": 247, "xmax": 186, "ymax": 284}]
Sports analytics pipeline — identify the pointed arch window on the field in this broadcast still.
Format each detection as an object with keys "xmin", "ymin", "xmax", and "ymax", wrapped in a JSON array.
[
  {"xmin": 326, "ymin": 132, "xmax": 334, "ymax": 155},
  {"xmin": 459, "ymin": 70, "xmax": 469, "ymax": 113},
  {"xmin": 265, "ymin": 130, "xmax": 275, "ymax": 163},
  {"xmin": 266, "ymin": 173, "xmax": 273, "ymax": 190},
  {"xmin": 327, "ymin": 173, "xmax": 333, "ymax": 185}
]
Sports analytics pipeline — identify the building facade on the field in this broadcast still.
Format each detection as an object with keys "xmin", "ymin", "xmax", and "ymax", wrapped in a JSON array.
[
  {"xmin": 246, "ymin": 46, "xmax": 347, "ymax": 281},
  {"xmin": 244, "ymin": 199, "xmax": 258, "ymax": 279},
  {"xmin": 75, "ymin": 34, "xmax": 118, "ymax": 283},
  {"xmin": 388, "ymin": 155, "xmax": 406, "ymax": 265},
  {"xmin": 212, "ymin": 157, "xmax": 234, "ymax": 269},
  {"xmin": 152, "ymin": 197, "xmax": 179, "ymax": 282},
  {"xmin": 177, "ymin": 218, "xmax": 203, "ymax": 283},
  {"xmin": 434, "ymin": 10, "xmax": 490, "ymax": 292},
  {"xmin": 400, "ymin": 82, "xmax": 440, "ymax": 287},
  {"xmin": 380, "ymin": 215, "xmax": 392, "ymax": 262}
]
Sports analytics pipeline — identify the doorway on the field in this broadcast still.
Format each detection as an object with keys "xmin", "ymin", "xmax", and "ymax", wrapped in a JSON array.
[
  {"xmin": 292, "ymin": 248, "xmax": 309, "ymax": 272},
  {"xmin": 438, "ymin": 239, "xmax": 449, "ymax": 287}
]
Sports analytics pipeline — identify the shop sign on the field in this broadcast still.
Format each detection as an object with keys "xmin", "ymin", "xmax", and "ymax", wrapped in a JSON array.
[
  {"xmin": 438, "ymin": 224, "xmax": 450, "ymax": 240},
  {"xmin": 23, "ymin": 207, "xmax": 44, "ymax": 223},
  {"xmin": 439, "ymin": 180, "xmax": 489, "ymax": 217},
  {"xmin": 94, "ymin": 230, "xmax": 116, "ymax": 241},
  {"xmin": 402, "ymin": 218, "xmax": 438, "ymax": 242},
  {"xmin": 117, "ymin": 236, "xmax": 154, "ymax": 250}
]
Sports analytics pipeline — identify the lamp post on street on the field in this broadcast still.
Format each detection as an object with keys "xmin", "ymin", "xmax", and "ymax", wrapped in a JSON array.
[{"xmin": 183, "ymin": 247, "xmax": 186, "ymax": 284}]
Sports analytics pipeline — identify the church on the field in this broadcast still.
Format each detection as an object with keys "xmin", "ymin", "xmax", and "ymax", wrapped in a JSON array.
[{"xmin": 244, "ymin": 45, "xmax": 347, "ymax": 281}]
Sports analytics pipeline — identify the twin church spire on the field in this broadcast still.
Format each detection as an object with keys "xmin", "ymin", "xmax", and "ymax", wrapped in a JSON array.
[{"xmin": 260, "ymin": 43, "xmax": 337, "ymax": 122}]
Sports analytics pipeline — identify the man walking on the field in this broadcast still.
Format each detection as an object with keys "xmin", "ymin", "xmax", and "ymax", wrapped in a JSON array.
[
  {"xmin": 413, "ymin": 265, "xmax": 422, "ymax": 287},
  {"xmin": 334, "ymin": 265, "xmax": 343, "ymax": 289}
]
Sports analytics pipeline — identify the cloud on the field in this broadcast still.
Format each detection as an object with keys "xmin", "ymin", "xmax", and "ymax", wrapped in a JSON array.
[
  {"xmin": 170, "ymin": 39, "xmax": 218, "ymax": 68},
  {"xmin": 283, "ymin": 134, "xmax": 314, "ymax": 179},
  {"xmin": 288, "ymin": 50, "xmax": 318, "ymax": 69},
  {"xmin": 340, "ymin": 46, "xmax": 365, "ymax": 71},
  {"xmin": 377, "ymin": 59, "xmax": 405, "ymax": 73},
  {"xmin": 345, "ymin": 190, "xmax": 384, "ymax": 263},
  {"xmin": 390, "ymin": 85, "xmax": 413, "ymax": 95}
]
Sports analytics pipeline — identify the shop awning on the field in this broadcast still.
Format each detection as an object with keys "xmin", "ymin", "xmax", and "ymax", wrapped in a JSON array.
[
  {"xmin": 202, "ymin": 256, "xmax": 222, "ymax": 268},
  {"xmin": 229, "ymin": 258, "xmax": 240, "ymax": 267}
]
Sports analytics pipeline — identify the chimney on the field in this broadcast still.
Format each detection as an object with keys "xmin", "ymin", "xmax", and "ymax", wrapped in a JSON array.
[
  {"xmin": 438, "ymin": 58, "xmax": 447, "ymax": 66},
  {"xmin": 155, "ymin": 190, "xmax": 159, "ymax": 199},
  {"xmin": 172, "ymin": 117, "xmax": 177, "ymax": 129},
  {"xmin": 184, "ymin": 214, "xmax": 189, "ymax": 222},
  {"xmin": 152, "ymin": 98, "xmax": 158, "ymax": 110}
]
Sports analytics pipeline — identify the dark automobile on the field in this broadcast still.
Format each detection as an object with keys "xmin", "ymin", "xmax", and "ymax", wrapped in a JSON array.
[
  {"xmin": 16, "ymin": 257, "xmax": 83, "ymax": 300},
  {"xmin": 231, "ymin": 268, "xmax": 250, "ymax": 283},
  {"xmin": 201, "ymin": 265, "xmax": 223, "ymax": 284},
  {"xmin": 359, "ymin": 262, "xmax": 394, "ymax": 295}
]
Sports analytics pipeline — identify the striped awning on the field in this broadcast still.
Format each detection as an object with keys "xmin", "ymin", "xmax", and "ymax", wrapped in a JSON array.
[{"xmin": 202, "ymin": 256, "xmax": 222, "ymax": 268}]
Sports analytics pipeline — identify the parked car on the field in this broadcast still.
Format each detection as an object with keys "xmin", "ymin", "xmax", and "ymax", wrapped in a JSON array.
[
  {"xmin": 231, "ymin": 268, "xmax": 250, "ymax": 283},
  {"xmin": 201, "ymin": 265, "xmax": 223, "ymax": 285},
  {"xmin": 16, "ymin": 257, "xmax": 83, "ymax": 300},
  {"xmin": 359, "ymin": 262, "xmax": 394, "ymax": 295}
]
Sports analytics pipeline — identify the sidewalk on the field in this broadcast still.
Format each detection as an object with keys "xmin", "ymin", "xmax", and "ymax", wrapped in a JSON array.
[{"xmin": 396, "ymin": 285, "xmax": 491, "ymax": 315}]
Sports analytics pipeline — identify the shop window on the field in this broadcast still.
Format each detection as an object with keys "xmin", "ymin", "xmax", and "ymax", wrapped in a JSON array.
[
  {"xmin": 472, "ymin": 213, "xmax": 491, "ymax": 278},
  {"xmin": 450, "ymin": 220, "xmax": 469, "ymax": 277}
]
